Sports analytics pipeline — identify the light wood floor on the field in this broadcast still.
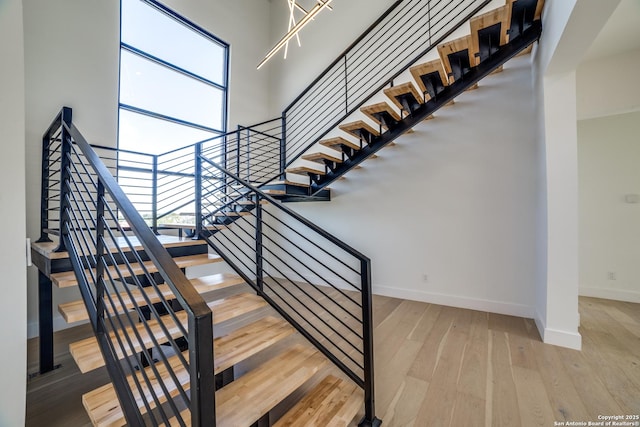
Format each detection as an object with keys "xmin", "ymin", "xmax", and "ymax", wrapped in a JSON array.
[{"xmin": 26, "ymin": 296, "xmax": 640, "ymax": 426}]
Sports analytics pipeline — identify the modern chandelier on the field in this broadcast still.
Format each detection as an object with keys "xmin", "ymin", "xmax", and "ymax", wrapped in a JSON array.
[{"xmin": 257, "ymin": 0, "xmax": 334, "ymax": 69}]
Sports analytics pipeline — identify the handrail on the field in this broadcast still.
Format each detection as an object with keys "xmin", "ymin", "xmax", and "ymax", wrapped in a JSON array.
[
  {"xmin": 281, "ymin": 0, "xmax": 492, "ymax": 167},
  {"xmin": 197, "ymin": 152, "xmax": 379, "ymax": 425},
  {"xmin": 41, "ymin": 107, "xmax": 216, "ymax": 425}
]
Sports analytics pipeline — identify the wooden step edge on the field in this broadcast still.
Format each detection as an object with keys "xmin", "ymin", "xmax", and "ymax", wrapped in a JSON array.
[
  {"xmin": 339, "ymin": 121, "xmax": 380, "ymax": 138},
  {"xmin": 69, "ymin": 293, "xmax": 267, "ymax": 373},
  {"xmin": 273, "ymin": 375, "xmax": 363, "ymax": 427},
  {"xmin": 83, "ymin": 317, "xmax": 295, "ymax": 427},
  {"xmin": 286, "ymin": 166, "xmax": 326, "ymax": 176},
  {"xmin": 31, "ymin": 235, "xmax": 208, "ymax": 261},
  {"xmin": 319, "ymin": 137, "xmax": 360, "ymax": 151},
  {"xmin": 159, "ymin": 223, "xmax": 228, "ymax": 230},
  {"xmin": 59, "ymin": 273, "xmax": 245, "ymax": 324},
  {"xmin": 301, "ymin": 152, "xmax": 343, "ymax": 164},
  {"xmin": 169, "ymin": 345, "xmax": 328, "ymax": 427},
  {"xmin": 52, "ymin": 253, "xmax": 223, "ymax": 288}
]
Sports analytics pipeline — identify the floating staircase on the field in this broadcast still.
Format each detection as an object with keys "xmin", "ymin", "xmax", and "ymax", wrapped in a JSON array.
[{"xmin": 278, "ymin": 0, "xmax": 544, "ymax": 197}]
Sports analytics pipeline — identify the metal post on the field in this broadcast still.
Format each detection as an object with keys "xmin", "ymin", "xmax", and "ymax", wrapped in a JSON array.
[
  {"xmin": 359, "ymin": 259, "xmax": 381, "ymax": 427},
  {"xmin": 236, "ymin": 125, "xmax": 241, "ymax": 178},
  {"xmin": 38, "ymin": 133, "xmax": 52, "ymax": 243},
  {"xmin": 255, "ymin": 194, "xmax": 263, "ymax": 292},
  {"xmin": 344, "ymin": 56, "xmax": 349, "ymax": 114},
  {"xmin": 189, "ymin": 312, "xmax": 216, "ymax": 426},
  {"xmin": 280, "ymin": 115, "xmax": 287, "ymax": 179},
  {"xmin": 55, "ymin": 107, "xmax": 73, "ymax": 253},
  {"xmin": 38, "ymin": 271, "xmax": 55, "ymax": 374},
  {"xmin": 151, "ymin": 155, "xmax": 158, "ymax": 234},
  {"xmin": 95, "ymin": 181, "xmax": 107, "ymax": 330},
  {"xmin": 245, "ymin": 127, "xmax": 251, "ymax": 182},
  {"xmin": 194, "ymin": 143, "xmax": 203, "ymax": 238}
]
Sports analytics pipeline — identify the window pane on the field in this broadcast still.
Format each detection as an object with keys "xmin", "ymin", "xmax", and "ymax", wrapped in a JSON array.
[
  {"xmin": 120, "ymin": 50, "xmax": 224, "ymax": 130},
  {"xmin": 121, "ymin": 0, "xmax": 225, "ymax": 85},
  {"xmin": 118, "ymin": 108, "xmax": 220, "ymax": 155}
]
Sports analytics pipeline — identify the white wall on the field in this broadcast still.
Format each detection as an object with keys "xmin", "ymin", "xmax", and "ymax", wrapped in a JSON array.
[
  {"xmin": 578, "ymin": 111, "xmax": 640, "ymax": 303},
  {"xmin": 160, "ymin": 0, "xmax": 272, "ymax": 127},
  {"xmin": 531, "ymin": 0, "xmax": 621, "ymax": 349},
  {"xmin": 286, "ymin": 54, "xmax": 540, "ymax": 318},
  {"xmin": 0, "ymin": 0, "xmax": 27, "ymax": 424},
  {"xmin": 266, "ymin": 0, "xmax": 393, "ymax": 114},
  {"xmin": 577, "ymin": 48, "xmax": 640, "ymax": 121},
  {"xmin": 23, "ymin": 0, "xmax": 272, "ymax": 336}
]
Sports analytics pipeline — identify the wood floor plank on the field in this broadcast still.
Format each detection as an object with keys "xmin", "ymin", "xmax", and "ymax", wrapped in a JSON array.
[
  {"xmin": 407, "ymin": 306, "xmax": 457, "ymax": 382},
  {"xmin": 489, "ymin": 331, "xmax": 522, "ymax": 426},
  {"xmin": 512, "ymin": 366, "xmax": 555, "ymax": 427},
  {"xmin": 27, "ymin": 296, "xmax": 640, "ymax": 427},
  {"xmin": 555, "ymin": 345, "xmax": 625, "ymax": 420},
  {"xmin": 413, "ymin": 326, "xmax": 468, "ymax": 426},
  {"xmin": 530, "ymin": 338, "xmax": 591, "ymax": 422}
]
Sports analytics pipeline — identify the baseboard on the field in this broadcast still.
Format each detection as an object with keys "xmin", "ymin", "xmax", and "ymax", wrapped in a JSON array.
[
  {"xmin": 372, "ymin": 284, "xmax": 535, "ymax": 318},
  {"xmin": 27, "ymin": 314, "xmax": 87, "ymax": 339},
  {"xmin": 534, "ymin": 309, "xmax": 582, "ymax": 350},
  {"xmin": 579, "ymin": 286, "xmax": 640, "ymax": 303}
]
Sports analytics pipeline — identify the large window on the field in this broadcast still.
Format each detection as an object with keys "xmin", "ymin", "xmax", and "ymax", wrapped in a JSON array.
[{"xmin": 118, "ymin": 0, "xmax": 229, "ymax": 155}]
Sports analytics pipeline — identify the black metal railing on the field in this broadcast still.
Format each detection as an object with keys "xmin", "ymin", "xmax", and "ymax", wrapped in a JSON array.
[
  {"xmin": 120, "ymin": 118, "xmax": 282, "ymax": 233},
  {"xmin": 44, "ymin": 108, "xmax": 216, "ymax": 426},
  {"xmin": 39, "ymin": 117, "xmax": 283, "ymax": 239},
  {"xmin": 197, "ymin": 153, "xmax": 379, "ymax": 425},
  {"xmin": 282, "ymin": 0, "xmax": 491, "ymax": 167}
]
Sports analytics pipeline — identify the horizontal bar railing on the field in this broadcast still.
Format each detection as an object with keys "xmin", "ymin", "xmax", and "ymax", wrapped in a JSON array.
[
  {"xmin": 282, "ymin": 0, "xmax": 491, "ymax": 167},
  {"xmin": 43, "ymin": 107, "xmax": 216, "ymax": 426},
  {"xmin": 196, "ymin": 153, "xmax": 379, "ymax": 425},
  {"xmin": 36, "ymin": 118, "xmax": 284, "ymax": 238}
]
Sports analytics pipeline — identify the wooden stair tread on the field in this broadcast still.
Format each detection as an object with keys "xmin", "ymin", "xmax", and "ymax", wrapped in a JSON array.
[
  {"xmin": 470, "ymin": 5, "xmax": 511, "ymax": 64},
  {"xmin": 160, "ymin": 223, "xmax": 228, "ymax": 230},
  {"xmin": 169, "ymin": 345, "xmax": 328, "ymax": 427},
  {"xmin": 266, "ymin": 180, "xmax": 311, "ymax": 188},
  {"xmin": 302, "ymin": 152, "xmax": 343, "ymax": 164},
  {"xmin": 360, "ymin": 102, "xmax": 401, "ymax": 129},
  {"xmin": 69, "ymin": 292, "xmax": 267, "ymax": 373},
  {"xmin": 83, "ymin": 317, "xmax": 295, "ymax": 427},
  {"xmin": 263, "ymin": 189, "xmax": 287, "ymax": 195},
  {"xmin": 59, "ymin": 273, "xmax": 245, "ymax": 323},
  {"xmin": 214, "ymin": 211, "xmax": 252, "ymax": 217},
  {"xmin": 286, "ymin": 166, "xmax": 326, "ymax": 176},
  {"xmin": 51, "ymin": 253, "xmax": 222, "ymax": 288},
  {"xmin": 410, "ymin": 59, "xmax": 449, "ymax": 96},
  {"xmin": 319, "ymin": 137, "xmax": 360, "ymax": 151},
  {"xmin": 339, "ymin": 121, "xmax": 380, "ymax": 140},
  {"xmin": 437, "ymin": 35, "xmax": 474, "ymax": 82},
  {"xmin": 31, "ymin": 235, "xmax": 208, "ymax": 261},
  {"xmin": 383, "ymin": 82, "xmax": 423, "ymax": 112},
  {"xmin": 273, "ymin": 375, "xmax": 363, "ymax": 427}
]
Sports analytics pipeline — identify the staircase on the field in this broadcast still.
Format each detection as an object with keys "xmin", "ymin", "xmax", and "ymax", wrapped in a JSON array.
[
  {"xmin": 32, "ymin": 0, "xmax": 544, "ymax": 425},
  {"xmin": 267, "ymin": 0, "xmax": 544, "ymax": 198},
  {"xmin": 34, "ymin": 109, "xmax": 376, "ymax": 426}
]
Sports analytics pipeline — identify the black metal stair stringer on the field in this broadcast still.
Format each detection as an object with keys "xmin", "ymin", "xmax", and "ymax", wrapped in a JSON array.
[{"xmin": 309, "ymin": 20, "xmax": 542, "ymax": 195}]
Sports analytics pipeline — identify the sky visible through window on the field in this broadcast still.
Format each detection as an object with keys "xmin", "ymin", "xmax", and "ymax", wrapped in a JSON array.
[{"xmin": 118, "ymin": 0, "xmax": 228, "ymax": 155}]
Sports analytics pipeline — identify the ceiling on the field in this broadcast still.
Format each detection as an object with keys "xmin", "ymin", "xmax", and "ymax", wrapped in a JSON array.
[{"xmin": 582, "ymin": 0, "xmax": 640, "ymax": 62}]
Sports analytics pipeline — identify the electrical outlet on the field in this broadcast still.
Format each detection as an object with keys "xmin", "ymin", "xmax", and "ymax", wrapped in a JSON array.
[
  {"xmin": 607, "ymin": 272, "xmax": 617, "ymax": 281},
  {"xmin": 422, "ymin": 274, "xmax": 428, "ymax": 283}
]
